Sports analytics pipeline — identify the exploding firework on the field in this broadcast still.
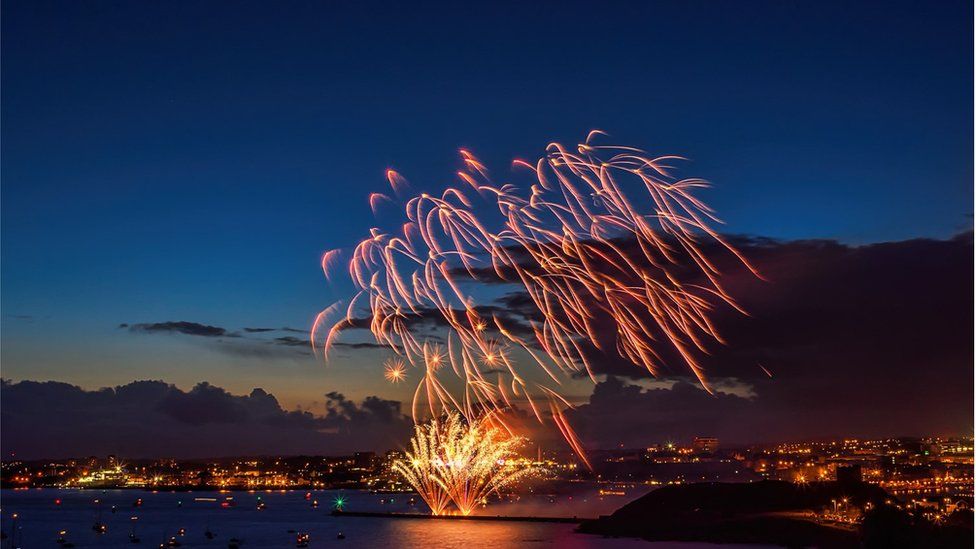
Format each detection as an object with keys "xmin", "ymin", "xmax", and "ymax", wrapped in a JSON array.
[
  {"xmin": 314, "ymin": 133, "xmax": 756, "ymax": 464},
  {"xmin": 384, "ymin": 358, "xmax": 407, "ymax": 383},
  {"xmin": 392, "ymin": 414, "xmax": 455, "ymax": 515},
  {"xmin": 393, "ymin": 412, "xmax": 531, "ymax": 515}
]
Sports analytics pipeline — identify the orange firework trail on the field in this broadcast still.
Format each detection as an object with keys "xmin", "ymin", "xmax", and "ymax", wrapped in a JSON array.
[{"xmin": 315, "ymin": 132, "xmax": 755, "ymax": 466}]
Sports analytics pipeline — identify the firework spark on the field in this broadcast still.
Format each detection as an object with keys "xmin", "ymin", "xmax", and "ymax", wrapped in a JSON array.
[
  {"xmin": 315, "ymin": 133, "xmax": 755, "ymax": 464},
  {"xmin": 393, "ymin": 412, "xmax": 531, "ymax": 515},
  {"xmin": 392, "ymin": 415, "xmax": 455, "ymax": 515},
  {"xmin": 384, "ymin": 358, "xmax": 407, "ymax": 383}
]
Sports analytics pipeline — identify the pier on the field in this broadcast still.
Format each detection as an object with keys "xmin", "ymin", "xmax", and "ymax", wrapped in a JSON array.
[{"xmin": 331, "ymin": 510, "xmax": 587, "ymax": 524}]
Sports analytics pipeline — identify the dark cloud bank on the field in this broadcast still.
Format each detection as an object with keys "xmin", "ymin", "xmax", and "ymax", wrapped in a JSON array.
[
  {"xmin": 566, "ymin": 232, "xmax": 973, "ymax": 448},
  {"xmin": 3, "ymin": 233, "xmax": 972, "ymax": 458},
  {"xmin": 0, "ymin": 380, "xmax": 411, "ymax": 460}
]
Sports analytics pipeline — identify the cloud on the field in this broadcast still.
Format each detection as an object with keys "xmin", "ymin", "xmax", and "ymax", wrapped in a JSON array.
[
  {"xmin": 332, "ymin": 341, "xmax": 395, "ymax": 350},
  {"xmin": 244, "ymin": 327, "xmax": 310, "ymax": 334},
  {"xmin": 671, "ymin": 232, "xmax": 974, "ymax": 381},
  {"xmin": 0, "ymin": 379, "xmax": 412, "ymax": 459},
  {"xmin": 331, "ymin": 232, "xmax": 972, "ymax": 386},
  {"xmin": 549, "ymin": 233, "xmax": 970, "ymax": 446},
  {"xmin": 4, "ymin": 314, "xmax": 35, "ymax": 322},
  {"xmin": 104, "ymin": 232, "xmax": 970, "ymax": 449},
  {"xmin": 273, "ymin": 336, "xmax": 309, "ymax": 347},
  {"xmin": 332, "ymin": 303, "xmax": 536, "ymax": 344},
  {"xmin": 464, "ymin": 233, "xmax": 975, "ymax": 384},
  {"xmin": 125, "ymin": 321, "xmax": 228, "ymax": 338},
  {"xmin": 565, "ymin": 377, "xmax": 755, "ymax": 447},
  {"xmin": 122, "ymin": 321, "xmax": 317, "ymax": 358},
  {"xmin": 566, "ymin": 361, "xmax": 973, "ymax": 449},
  {"xmin": 323, "ymin": 391, "xmax": 407, "ymax": 428},
  {"xmin": 328, "ymin": 232, "xmax": 973, "ymax": 446}
]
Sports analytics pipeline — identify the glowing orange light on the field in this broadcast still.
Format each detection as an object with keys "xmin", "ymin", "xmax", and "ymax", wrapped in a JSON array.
[
  {"xmin": 314, "ymin": 133, "xmax": 756, "ymax": 468},
  {"xmin": 384, "ymin": 359, "xmax": 407, "ymax": 384}
]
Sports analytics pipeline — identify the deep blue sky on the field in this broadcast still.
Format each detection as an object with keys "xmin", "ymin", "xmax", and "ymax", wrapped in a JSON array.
[{"xmin": 1, "ymin": 1, "xmax": 972, "ymax": 413}]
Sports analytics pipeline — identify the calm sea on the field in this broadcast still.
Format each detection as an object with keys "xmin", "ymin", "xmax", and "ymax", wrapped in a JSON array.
[{"xmin": 0, "ymin": 489, "xmax": 770, "ymax": 548}]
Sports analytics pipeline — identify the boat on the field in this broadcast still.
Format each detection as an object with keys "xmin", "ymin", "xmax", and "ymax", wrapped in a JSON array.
[
  {"xmin": 337, "ymin": 532, "xmax": 346, "ymax": 540},
  {"xmin": 129, "ymin": 515, "xmax": 141, "ymax": 543},
  {"xmin": 295, "ymin": 532, "xmax": 310, "ymax": 547},
  {"xmin": 93, "ymin": 499, "xmax": 107, "ymax": 533}
]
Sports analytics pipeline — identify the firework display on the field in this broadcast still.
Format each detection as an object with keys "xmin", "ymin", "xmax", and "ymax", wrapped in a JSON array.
[
  {"xmin": 391, "ymin": 416, "xmax": 454, "ymax": 515},
  {"xmin": 393, "ymin": 412, "xmax": 531, "ymax": 515},
  {"xmin": 314, "ymin": 132, "xmax": 754, "ymax": 463}
]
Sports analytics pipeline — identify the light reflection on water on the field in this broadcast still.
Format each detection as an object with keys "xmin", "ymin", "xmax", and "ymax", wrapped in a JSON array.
[{"xmin": 0, "ymin": 489, "xmax": 765, "ymax": 548}]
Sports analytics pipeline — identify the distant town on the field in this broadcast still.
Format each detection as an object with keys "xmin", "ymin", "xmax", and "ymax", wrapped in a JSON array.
[{"xmin": 3, "ymin": 435, "xmax": 972, "ymax": 525}]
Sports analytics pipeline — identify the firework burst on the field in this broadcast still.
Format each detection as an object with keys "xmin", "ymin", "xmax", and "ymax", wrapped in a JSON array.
[
  {"xmin": 384, "ymin": 358, "xmax": 407, "ymax": 383},
  {"xmin": 393, "ymin": 412, "xmax": 531, "ymax": 515},
  {"xmin": 392, "ymin": 416, "xmax": 454, "ymax": 515},
  {"xmin": 315, "ymin": 133, "xmax": 756, "ymax": 465}
]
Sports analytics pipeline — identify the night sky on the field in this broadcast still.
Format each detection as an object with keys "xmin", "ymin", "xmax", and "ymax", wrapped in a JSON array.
[{"xmin": 1, "ymin": 1, "xmax": 972, "ymax": 458}]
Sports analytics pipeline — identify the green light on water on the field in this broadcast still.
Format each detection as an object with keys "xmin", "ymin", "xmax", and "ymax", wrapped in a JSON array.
[{"xmin": 333, "ymin": 495, "xmax": 346, "ymax": 510}]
